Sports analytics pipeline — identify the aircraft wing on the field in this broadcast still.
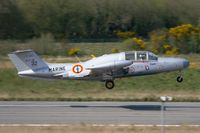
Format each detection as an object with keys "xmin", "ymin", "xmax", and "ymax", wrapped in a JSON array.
[
  {"xmin": 85, "ymin": 60, "xmax": 133, "ymax": 77},
  {"xmin": 53, "ymin": 60, "xmax": 133, "ymax": 79},
  {"xmin": 86, "ymin": 60, "xmax": 132, "ymax": 70},
  {"xmin": 53, "ymin": 69, "xmax": 91, "ymax": 78}
]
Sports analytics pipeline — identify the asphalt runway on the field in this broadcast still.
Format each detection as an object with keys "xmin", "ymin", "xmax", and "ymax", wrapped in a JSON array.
[{"xmin": 0, "ymin": 101, "xmax": 199, "ymax": 125}]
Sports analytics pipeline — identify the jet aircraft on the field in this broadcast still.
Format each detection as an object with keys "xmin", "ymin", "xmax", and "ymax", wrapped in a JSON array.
[{"xmin": 8, "ymin": 50, "xmax": 189, "ymax": 89}]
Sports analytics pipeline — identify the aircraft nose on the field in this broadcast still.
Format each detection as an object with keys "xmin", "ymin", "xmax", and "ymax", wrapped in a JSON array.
[{"xmin": 183, "ymin": 59, "xmax": 190, "ymax": 68}]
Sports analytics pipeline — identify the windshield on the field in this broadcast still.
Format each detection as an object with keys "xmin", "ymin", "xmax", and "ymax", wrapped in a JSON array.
[{"xmin": 148, "ymin": 52, "xmax": 158, "ymax": 60}]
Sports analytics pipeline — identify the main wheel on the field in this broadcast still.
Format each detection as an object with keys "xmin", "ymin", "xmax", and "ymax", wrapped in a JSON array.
[
  {"xmin": 105, "ymin": 80, "xmax": 115, "ymax": 89},
  {"xmin": 177, "ymin": 76, "xmax": 183, "ymax": 83}
]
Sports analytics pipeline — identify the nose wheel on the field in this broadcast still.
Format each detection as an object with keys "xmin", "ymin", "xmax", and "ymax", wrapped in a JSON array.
[
  {"xmin": 105, "ymin": 80, "xmax": 115, "ymax": 89},
  {"xmin": 177, "ymin": 71, "xmax": 183, "ymax": 83},
  {"xmin": 177, "ymin": 76, "xmax": 183, "ymax": 83}
]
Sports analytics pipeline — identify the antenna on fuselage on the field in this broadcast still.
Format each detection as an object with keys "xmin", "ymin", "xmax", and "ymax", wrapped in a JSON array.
[
  {"xmin": 75, "ymin": 55, "xmax": 82, "ymax": 63},
  {"xmin": 90, "ymin": 54, "xmax": 96, "ymax": 59}
]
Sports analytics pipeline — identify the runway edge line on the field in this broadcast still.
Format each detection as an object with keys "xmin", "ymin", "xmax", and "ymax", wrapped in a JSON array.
[{"xmin": 0, "ymin": 124, "xmax": 200, "ymax": 127}]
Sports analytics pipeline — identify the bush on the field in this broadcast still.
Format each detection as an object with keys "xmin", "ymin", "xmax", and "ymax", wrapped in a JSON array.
[
  {"xmin": 149, "ymin": 24, "xmax": 200, "ymax": 54},
  {"xmin": 122, "ymin": 37, "xmax": 145, "ymax": 51},
  {"xmin": 111, "ymin": 48, "xmax": 119, "ymax": 53},
  {"xmin": 168, "ymin": 24, "xmax": 200, "ymax": 53},
  {"xmin": 68, "ymin": 48, "xmax": 81, "ymax": 56},
  {"xmin": 163, "ymin": 44, "xmax": 179, "ymax": 55}
]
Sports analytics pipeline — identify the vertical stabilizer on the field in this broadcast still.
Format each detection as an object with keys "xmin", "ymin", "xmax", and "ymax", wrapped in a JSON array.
[{"xmin": 8, "ymin": 49, "xmax": 49, "ymax": 72}]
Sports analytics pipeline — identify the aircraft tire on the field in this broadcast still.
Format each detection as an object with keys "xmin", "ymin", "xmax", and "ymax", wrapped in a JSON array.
[
  {"xmin": 177, "ymin": 76, "xmax": 183, "ymax": 83},
  {"xmin": 105, "ymin": 80, "xmax": 115, "ymax": 89}
]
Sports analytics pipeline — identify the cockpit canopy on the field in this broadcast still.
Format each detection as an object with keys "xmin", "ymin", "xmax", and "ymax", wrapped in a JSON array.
[{"xmin": 125, "ymin": 51, "xmax": 158, "ymax": 61}]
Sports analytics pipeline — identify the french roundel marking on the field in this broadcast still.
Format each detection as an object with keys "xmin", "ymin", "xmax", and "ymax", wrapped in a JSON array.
[{"xmin": 72, "ymin": 64, "xmax": 83, "ymax": 74}]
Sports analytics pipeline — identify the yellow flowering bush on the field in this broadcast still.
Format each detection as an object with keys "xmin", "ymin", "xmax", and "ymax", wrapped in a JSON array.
[
  {"xmin": 68, "ymin": 48, "xmax": 81, "ymax": 56},
  {"xmin": 163, "ymin": 44, "xmax": 179, "ymax": 55},
  {"xmin": 169, "ymin": 24, "xmax": 199, "ymax": 39},
  {"xmin": 163, "ymin": 44, "xmax": 172, "ymax": 50},
  {"xmin": 123, "ymin": 37, "xmax": 145, "ymax": 50},
  {"xmin": 132, "ymin": 37, "xmax": 145, "ymax": 49},
  {"xmin": 149, "ymin": 24, "xmax": 200, "ymax": 54},
  {"xmin": 111, "ymin": 48, "xmax": 119, "ymax": 53},
  {"xmin": 165, "ymin": 48, "xmax": 179, "ymax": 55},
  {"xmin": 148, "ymin": 30, "xmax": 168, "ymax": 54},
  {"xmin": 168, "ymin": 24, "xmax": 200, "ymax": 53},
  {"xmin": 120, "ymin": 24, "xmax": 199, "ymax": 54}
]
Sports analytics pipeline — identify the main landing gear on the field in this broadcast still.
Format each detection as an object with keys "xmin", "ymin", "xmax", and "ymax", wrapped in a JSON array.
[
  {"xmin": 177, "ymin": 71, "xmax": 183, "ymax": 83},
  {"xmin": 105, "ymin": 80, "xmax": 115, "ymax": 89}
]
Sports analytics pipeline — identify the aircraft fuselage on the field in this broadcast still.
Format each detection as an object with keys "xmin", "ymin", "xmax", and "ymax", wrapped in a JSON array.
[{"xmin": 9, "ymin": 50, "xmax": 189, "ymax": 89}]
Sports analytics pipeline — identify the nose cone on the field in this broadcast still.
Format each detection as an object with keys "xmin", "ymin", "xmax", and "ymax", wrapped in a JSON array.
[{"xmin": 183, "ymin": 59, "xmax": 190, "ymax": 68}]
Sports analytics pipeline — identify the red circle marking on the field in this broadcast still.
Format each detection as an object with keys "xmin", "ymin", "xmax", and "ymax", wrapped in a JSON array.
[{"xmin": 72, "ymin": 64, "xmax": 83, "ymax": 74}]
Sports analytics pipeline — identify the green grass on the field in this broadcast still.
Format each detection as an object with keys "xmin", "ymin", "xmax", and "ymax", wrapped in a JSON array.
[{"xmin": 0, "ymin": 68, "xmax": 199, "ymax": 101}]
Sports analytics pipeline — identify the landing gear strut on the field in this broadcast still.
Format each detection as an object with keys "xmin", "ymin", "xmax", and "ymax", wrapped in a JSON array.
[
  {"xmin": 105, "ymin": 80, "xmax": 115, "ymax": 89},
  {"xmin": 177, "ymin": 71, "xmax": 183, "ymax": 83}
]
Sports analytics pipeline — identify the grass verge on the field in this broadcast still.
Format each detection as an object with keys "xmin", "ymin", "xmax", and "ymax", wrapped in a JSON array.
[{"xmin": 0, "ymin": 125, "xmax": 199, "ymax": 133}]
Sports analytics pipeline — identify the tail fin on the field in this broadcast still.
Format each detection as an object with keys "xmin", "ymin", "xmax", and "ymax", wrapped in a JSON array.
[{"xmin": 8, "ymin": 49, "xmax": 49, "ymax": 72}]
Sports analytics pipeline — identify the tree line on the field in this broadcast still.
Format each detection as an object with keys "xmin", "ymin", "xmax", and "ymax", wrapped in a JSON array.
[{"xmin": 0, "ymin": 0, "xmax": 200, "ymax": 40}]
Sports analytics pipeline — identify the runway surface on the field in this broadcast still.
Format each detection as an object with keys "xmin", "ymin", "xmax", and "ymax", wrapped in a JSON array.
[{"xmin": 0, "ymin": 101, "xmax": 199, "ymax": 125}]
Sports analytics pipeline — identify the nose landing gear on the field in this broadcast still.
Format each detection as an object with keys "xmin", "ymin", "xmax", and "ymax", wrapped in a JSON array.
[
  {"xmin": 177, "ymin": 71, "xmax": 183, "ymax": 83},
  {"xmin": 177, "ymin": 76, "xmax": 183, "ymax": 83},
  {"xmin": 105, "ymin": 80, "xmax": 115, "ymax": 89}
]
